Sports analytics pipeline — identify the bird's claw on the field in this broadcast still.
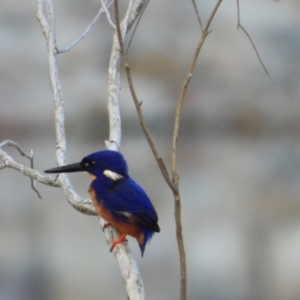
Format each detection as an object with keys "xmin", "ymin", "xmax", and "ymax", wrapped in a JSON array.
[{"xmin": 102, "ymin": 222, "xmax": 111, "ymax": 231}]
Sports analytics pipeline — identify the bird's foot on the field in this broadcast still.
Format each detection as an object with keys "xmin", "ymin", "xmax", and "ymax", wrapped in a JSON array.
[{"xmin": 110, "ymin": 233, "xmax": 127, "ymax": 252}]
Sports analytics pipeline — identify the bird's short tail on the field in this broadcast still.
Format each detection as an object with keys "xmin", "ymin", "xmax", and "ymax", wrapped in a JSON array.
[{"xmin": 139, "ymin": 229, "xmax": 155, "ymax": 257}]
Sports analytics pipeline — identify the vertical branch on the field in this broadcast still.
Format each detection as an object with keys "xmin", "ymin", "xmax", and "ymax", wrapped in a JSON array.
[
  {"xmin": 38, "ymin": 0, "xmax": 148, "ymax": 299},
  {"xmin": 105, "ymin": 0, "xmax": 149, "ymax": 299},
  {"xmin": 37, "ymin": 0, "xmax": 96, "ymax": 215},
  {"xmin": 171, "ymin": 1, "xmax": 222, "ymax": 300},
  {"xmin": 172, "ymin": 0, "xmax": 223, "ymax": 184},
  {"xmin": 113, "ymin": 0, "xmax": 184, "ymax": 298},
  {"xmin": 113, "ymin": 1, "xmax": 223, "ymax": 299},
  {"xmin": 44, "ymin": 0, "xmax": 66, "ymax": 165},
  {"xmin": 107, "ymin": 0, "xmax": 147, "ymax": 152},
  {"xmin": 191, "ymin": 0, "xmax": 203, "ymax": 30}
]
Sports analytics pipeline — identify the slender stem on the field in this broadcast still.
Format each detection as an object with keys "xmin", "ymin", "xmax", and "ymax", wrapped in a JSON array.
[
  {"xmin": 235, "ymin": 0, "xmax": 275, "ymax": 84},
  {"xmin": 205, "ymin": 0, "xmax": 222, "ymax": 32},
  {"xmin": 171, "ymin": 2, "xmax": 223, "ymax": 299},
  {"xmin": 191, "ymin": 0, "xmax": 203, "ymax": 31},
  {"xmin": 58, "ymin": 1, "xmax": 113, "ymax": 53},
  {"xmin": 0, "ymin": 140, "xmax": 60, "ymax": 188},
  {"xmin": 100, "ymin": 0, "xmax": 116, "ymax": 28}
]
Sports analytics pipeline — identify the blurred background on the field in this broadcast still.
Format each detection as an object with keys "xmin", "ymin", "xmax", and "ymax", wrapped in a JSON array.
[{"xmin": 1, "ymin": 0, "xmax": 300, "ymax": 299}]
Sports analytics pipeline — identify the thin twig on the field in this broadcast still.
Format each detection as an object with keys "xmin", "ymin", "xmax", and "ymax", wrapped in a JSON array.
[
  {"xmin": 0, "ymin": 140, "xmax": 32, "ymax": 159},
  {"xmin": 236, "ymin": 0, "xmax": 275, "ymax": 84},
  {"xmin": 36, "ymin": 0, "xmax": 49, "ymax": 40},
  {"xmin": 0, "ymin": 140, "xmax": 59, "ymax": 187},
  {"xmin": 204, "ymin": 0, "xmax": 222, "ymax": 33},
  {"xmin": 0, "ymin": 140, "xmax": 96, "ymax": 214},
  {"xmin": 125, "ymin": 0, "xmax": 149, "ymax": 54},
  {"xmin": 172, "ymin": 0, "xmax": 222, "ymax": 177},
  {"xmin": 191, "ymin": 0, "xmax": 203, "ymax": 31},
  {"xmin": 170, "ymin": 2, "xmax": 223, "ymax": 299},
  {"xmin": 29, "ymin": 149, "xmax": 42, "ymax": 199},
  {"xmin": 100, "ymin": 0, "xmax": 116, "ymax": 29},
  {"xmin": 236, "ymin": 0, "xmax": 240, "ymax": 30},
  {"xmin": 239, "ymin": 24, "xmax": 275, "ymax": 85},
  {"xmin": 0, "ymin": 140, "xmax": 42, "ymax": 198},
  {"xmin": 57, "ymin": 2, "xmax": 113, "ymax": 53}
]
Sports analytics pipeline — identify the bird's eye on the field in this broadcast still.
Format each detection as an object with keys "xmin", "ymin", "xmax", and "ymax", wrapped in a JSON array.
[{"xmin": 82, "ymin": 161, "xmax": 96, "ymax": 168}]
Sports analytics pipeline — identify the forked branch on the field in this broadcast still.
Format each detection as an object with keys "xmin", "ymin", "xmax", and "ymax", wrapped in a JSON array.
[
  {"xmin": 0, "ymin": 140, "xmax": 59, "ymax": 190},
  {"xmin": 113, "ymin": 0, "xmax": 176, "ymax": 192},
  {"xmin": 115, "ymin": 0, "xmax": 224, "ymax": 299},
  {"xmin": 58, "ymin": 0, "xmax": 114, "ymax": 53},
  {"xmin": 36, "ymin": 0, "xmax": 147, "ymax": 299}
]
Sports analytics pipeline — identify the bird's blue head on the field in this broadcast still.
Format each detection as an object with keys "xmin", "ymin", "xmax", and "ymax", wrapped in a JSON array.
[
  {"xmin": 81, "ymin": 150, "xmax": 128, "ymax": 178},
  {"xmin": 44, "ymin": 150, "xmax": 128, "ymax": 179}
]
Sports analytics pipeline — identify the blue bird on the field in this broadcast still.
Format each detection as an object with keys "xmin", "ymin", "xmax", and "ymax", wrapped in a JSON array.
[{"xmin": 45, "ymin": 150, "xmax": 160, "ymax": 256}]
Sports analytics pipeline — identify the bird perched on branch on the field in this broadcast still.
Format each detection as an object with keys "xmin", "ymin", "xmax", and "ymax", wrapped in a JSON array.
[{"xmin": 45, "ymin": 150, "xmax": 160, "ymax": 256}]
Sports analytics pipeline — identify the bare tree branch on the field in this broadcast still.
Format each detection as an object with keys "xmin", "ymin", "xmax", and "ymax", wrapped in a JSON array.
[
  {"xmin": 168, "ymin": 3, "xmax": 223, "ymax": 298},
  {"xmin": 57, "ymin": 0, "xmax": 114, "ymax": 53},
  {"xmin": 36, "ymin": 0, "xmax": 97, "ymax": 216},
  {"xmin": 0, "ymin": 140, "xmax": 59, "ymax": 188},
  {"xmin": 236, "ymin": 0, "xmax": 240, "ymax": 29},
  {"xmin": 191, "ymin": 0, "xmax": 203, "ymax": 31},
  {"xmin": 113, "ymin": 0, "xmax": 176, "ymax": 192},
  {"xmin": 205, "ymin": 0, "xmax": 223, "ymax": 32},
  {"xmin": 126, "ymin": 0, "xmax": 149, "ymax": 54},
  {"xmin": 117, "ymin": 0, "xmax": 223, "ymax": 298},
  {"xmin": 28, "ymin": 149, "xmax": 42, "ymax": 198},
  {"xmin": 37, "ymin": 0, "xmax": 148, "ymax": 298},
  {"xmin": 105, "ymin": 1, "xmax": 149, "ymax": 298},
  {"xmin": 0, "ymin": 139, "xmax": 95, "ymax": 214},
  {"xmin": 1, "ymin": 141, "xmax": 43, "ymax": 198},
  {"xmin": 236, "ymin": 0, "xmax": 275, "ymax": 84},
  {"xmin": 112, "ymin": 0, "xmax": 223, "ymax": 299},
  {"xmin": 100, "ymin": 0, "xmax": 116, "ymax": 29},
  {"xmin": 172, "ymin": 0, "xmax": 223, "ymax": 179},
  {"xmin": 107, "ymin": 0, "xmax": 147, "ymax": 152},
  {"xmin": 36, "ymin": 0, "xmax": 49, "ymax": 40}
]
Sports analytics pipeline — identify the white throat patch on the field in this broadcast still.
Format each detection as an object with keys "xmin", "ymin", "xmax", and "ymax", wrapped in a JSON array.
[{"xmin": 103, "ymin": 170, "xmax": 123, "ymax": 181}]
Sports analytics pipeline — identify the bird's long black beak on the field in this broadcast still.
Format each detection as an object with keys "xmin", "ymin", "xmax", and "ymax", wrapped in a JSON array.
[{"xmin": 44, "ymin": 162, "xmax": 85, "ymax": 174}]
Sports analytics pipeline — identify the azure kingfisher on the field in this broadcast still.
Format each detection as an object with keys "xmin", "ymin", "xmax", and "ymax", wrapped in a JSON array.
[{"xmin": 44, "ymin": 150, "xmax": 160, "ymax": 256}]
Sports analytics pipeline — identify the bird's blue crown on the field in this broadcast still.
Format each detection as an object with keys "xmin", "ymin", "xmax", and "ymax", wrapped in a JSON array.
[{"xmin": 81, "ymin": 150, "xmax": 128, "ymax": 178}]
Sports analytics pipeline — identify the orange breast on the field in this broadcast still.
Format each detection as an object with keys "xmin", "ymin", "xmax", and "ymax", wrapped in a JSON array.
[{"xmin": 88, "ymin": 187, "xmax": 144, "ymax": 245}]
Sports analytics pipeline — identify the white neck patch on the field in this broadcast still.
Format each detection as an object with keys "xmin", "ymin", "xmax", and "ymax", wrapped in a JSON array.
[{"xmin": 103, "ymin": 170, "xmax": 123, "ymax": 181}]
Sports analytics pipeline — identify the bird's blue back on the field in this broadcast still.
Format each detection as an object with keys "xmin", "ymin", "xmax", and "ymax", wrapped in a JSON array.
[{"xmin": 91, "ymin": 174, "xmax": 159, "ymax": 233}]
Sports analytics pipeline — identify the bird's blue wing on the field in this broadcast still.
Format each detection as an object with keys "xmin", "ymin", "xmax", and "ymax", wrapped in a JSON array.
[{"xmin": 92, "ymin": 177, "xmax": 160, "ymax": 232}]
